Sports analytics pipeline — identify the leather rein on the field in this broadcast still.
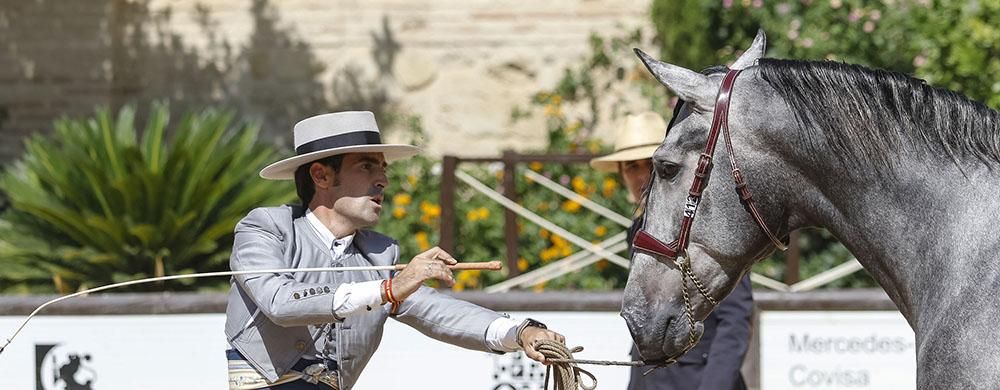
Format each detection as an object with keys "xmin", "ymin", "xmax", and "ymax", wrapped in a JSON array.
[{"xmin": 631, "ymin": 68, "xmax": 787, "ymax": 366}]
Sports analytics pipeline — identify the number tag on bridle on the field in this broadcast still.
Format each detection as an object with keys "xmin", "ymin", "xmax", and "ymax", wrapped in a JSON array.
[{"xmin": 683, "ymin": 196, "xmax": 699, "ymax": 218}]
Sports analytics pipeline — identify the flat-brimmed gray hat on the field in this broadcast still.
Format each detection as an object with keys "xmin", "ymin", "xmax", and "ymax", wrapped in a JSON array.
[
  {"xmin": 259, "ymin": 111, "xmax": 420, "ymax": 180},
  {"xmin": 589, "ymin": 112, "xmax": 667, "ymax": 172}
]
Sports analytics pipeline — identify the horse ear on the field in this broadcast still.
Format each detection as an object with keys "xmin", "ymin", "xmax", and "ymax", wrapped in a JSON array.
[
  {"xmin": 633, "ymin": 48, "xmax": 714, "ymax": 110},
  {"xmin": 731, "ymin": 29, "xmax": 766, "ymax": 70}
]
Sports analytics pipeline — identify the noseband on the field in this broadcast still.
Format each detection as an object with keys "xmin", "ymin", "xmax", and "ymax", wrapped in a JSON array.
[{"xmin": 632, "ymin": 68, "xmax": 787, "ymax": 366}]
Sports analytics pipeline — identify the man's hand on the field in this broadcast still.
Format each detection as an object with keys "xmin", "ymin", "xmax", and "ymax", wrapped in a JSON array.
[
  {"xmin": 390, "ymin": 246, "xmax": 457, "ymax": 301},
  {"xmin": 520, "ymin": 326, "xmax": 566, "ymax": 365}
]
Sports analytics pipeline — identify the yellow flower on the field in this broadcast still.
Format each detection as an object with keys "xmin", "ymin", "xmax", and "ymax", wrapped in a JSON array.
[
  {"xmin": 393, "ymin": 193, "xmax": 412, "ymax": 206},
  {"xmin": 539, "ymin": 229, "xmax": 550, "ymax": 239},
  {"xmin": 420, "ymin": 201, "xmax": 441, "ymax": 218},
  {"xmin": 529, "ymin": 162, "xmax": 544, "ymax": 171},
  {"xmin": 571, "ymin": 176, "xmax": 587, "ymax": 193},
  {"xmin": 477, "ymin": 207, "xmax": 490, "ymax": 219},
  {"xmin": 594, "ymin": 225, "xmax": 608, "ymax": 237},
  {"xmin": 551, "ymin": 235, "xmax": 567, "ymax": 248},
  {"xmin": 560, "ymin": 246, "xmax": 572, "ymax": 257},
  {"xmin": 550, "ymin": 95, "xmax": 562, "ymax": 105},
  {"xmin": 392, "ymin": 207, "xmax": 407, "ymax": 219},
  {"xmin": 533, "ymin": 282, "xmax": 546, "ymax": 292},
  {"xmin": 421, "ymin": 201, "xmax": 441, "ymax": 224},
  {"xmin": 457, "ymin": 270, "xmax": 480, "ymax": 289},
  {"xmin": 517, "ymin": 258, "xmax": 530, "ymax": 272},
  {"xmin": 414, "ymin": 231, "xmax": 430, "ymax": 251},
  {"xmin": 562, "ymin": 200, "xmax": 581, "ymax": 213},
  {"xmin": 602, "ymin": 177, "xmax": 618, "ymax": 198},
  {"xmin": 467, "ymin": 210, "xmax": 480, "ymax": 222},
  {"xmin": 407, "ymin": 175, "xmax": 417, "ymax": 187}
]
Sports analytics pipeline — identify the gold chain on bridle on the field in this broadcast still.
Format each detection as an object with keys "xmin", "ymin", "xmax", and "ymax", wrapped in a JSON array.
[{"xmin": 529, "ymin": 249, "xmax": 723, "ymax": 388}]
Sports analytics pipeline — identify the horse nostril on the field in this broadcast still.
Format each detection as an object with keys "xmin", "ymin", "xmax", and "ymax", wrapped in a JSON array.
[{"xmin": 621, "ymin": 311, "xmax": 643, "ymax": 336}]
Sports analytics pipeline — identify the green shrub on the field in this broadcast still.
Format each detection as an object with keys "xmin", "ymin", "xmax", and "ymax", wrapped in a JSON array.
[{"xmin": 0, "ymin": 105, "xmax": 294, "ymax": 293}]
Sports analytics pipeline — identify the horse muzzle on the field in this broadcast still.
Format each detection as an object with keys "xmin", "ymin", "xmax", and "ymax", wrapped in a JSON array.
[{"xmin": 621, "ymin": 304, "xmax": 704, "ymax": 362}]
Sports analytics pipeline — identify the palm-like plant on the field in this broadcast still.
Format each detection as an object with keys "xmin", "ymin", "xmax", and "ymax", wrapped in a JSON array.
[{"xmin": 0, "ymin": 105, "xmax": 294, "ymax": 293}]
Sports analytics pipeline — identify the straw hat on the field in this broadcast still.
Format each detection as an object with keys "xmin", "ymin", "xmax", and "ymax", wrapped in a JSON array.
[
  {"xmin": 589, "ymin": 112, "xmax": 667, "ymax": 172},
  {"xmin": 259, "ymin": 111, "xmax": 420, "ymax": 180}
]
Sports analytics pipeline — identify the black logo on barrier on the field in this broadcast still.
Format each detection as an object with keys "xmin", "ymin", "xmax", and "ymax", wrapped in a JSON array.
[
  {"xmin": 35, "ymin": 344, "xmax": 97, "ymax": 390},
  {"xmin": 491, "ymin": 352, "xmax": 545, "ymax": 390}
]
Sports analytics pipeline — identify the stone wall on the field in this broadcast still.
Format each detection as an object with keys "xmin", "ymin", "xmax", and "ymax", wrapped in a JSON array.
[{"xmin": 0, "ymin": 0, "xmax": 652, "ymax": 162}]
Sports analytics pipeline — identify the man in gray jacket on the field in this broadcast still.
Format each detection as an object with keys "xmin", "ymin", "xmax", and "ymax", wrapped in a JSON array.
[{"xmin": 225, "ymin": 111, "xmax": 564, "ymax": 389}]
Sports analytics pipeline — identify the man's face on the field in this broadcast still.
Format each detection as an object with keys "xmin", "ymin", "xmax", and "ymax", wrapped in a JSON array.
[
  {"xmin": 620, "ymin": 159, "xmax": 652, "ymax": 204},
  {"xmin": 322, "ymin": 152, "xmax": 389, "ymax": 229}
]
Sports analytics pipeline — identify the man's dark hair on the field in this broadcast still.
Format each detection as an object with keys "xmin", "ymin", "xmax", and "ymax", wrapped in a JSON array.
[{"xmin": 294, "ymin": 155, "xmax": 345, "ymax": 206}]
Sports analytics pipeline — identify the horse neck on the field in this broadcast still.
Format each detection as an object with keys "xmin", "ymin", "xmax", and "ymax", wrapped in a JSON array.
[{"xmin": 779, "ymin": 134, "xmax": 1000, "ymax": 325}]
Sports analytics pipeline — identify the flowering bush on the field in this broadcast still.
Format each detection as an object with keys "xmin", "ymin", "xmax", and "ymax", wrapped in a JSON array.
[{"xmin": 652, "ymin": 0, "xmax": 999, "ymax": 109}]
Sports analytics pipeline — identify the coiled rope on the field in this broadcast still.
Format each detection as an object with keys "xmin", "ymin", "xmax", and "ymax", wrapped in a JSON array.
[{"xmin": 534, "ymin": 339, "xmax": 648, "ymax": 390}]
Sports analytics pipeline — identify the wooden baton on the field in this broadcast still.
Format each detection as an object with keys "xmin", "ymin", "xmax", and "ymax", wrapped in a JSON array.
[{"xmin": 392, "ymin": 261, "xmax": 502, "ymax": 271}]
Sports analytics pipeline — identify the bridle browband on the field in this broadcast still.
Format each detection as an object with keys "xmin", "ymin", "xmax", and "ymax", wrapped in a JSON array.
[{"xmin": 631, "ymin": 68, "xmax": 787, "ymax": 367}]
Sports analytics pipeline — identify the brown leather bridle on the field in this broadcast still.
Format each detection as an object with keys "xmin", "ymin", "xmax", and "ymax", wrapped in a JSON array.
[
  {"xmin": 633, "ymin": 68, "xmax": 787, "ymax": 262},
  {"xmin": 631, "ymin": 68, "xmax": 787, "ymax": 367}
]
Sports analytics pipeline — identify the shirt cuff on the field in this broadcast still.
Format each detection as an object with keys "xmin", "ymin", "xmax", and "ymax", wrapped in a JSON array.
[
  {"xmin": 332, "ymin": 280, "xmax": 385, "ymax": 318},
  {"xmin": 485, "ymin": 316, "xmax": 522, "ymax": 352}
]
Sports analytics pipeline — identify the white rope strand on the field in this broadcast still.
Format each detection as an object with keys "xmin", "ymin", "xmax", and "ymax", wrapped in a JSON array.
[
  {"xmin": 456, "ymin": 171, "xmax": 630, "ymax": 267},
  {"xmin": 0, "ymin": 265, "xmax": 414, "ymax": 356}
]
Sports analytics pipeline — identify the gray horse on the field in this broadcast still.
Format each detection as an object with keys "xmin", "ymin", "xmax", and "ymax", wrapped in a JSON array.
[{"xmin": 622, "ymin": 30, "xmax": 1000, "ymax": 388}]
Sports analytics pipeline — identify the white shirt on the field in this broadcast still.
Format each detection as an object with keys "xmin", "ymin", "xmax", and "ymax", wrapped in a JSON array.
[{"xmin": 305, "ymin": 210, "xmax": 522, "ymax": 352}]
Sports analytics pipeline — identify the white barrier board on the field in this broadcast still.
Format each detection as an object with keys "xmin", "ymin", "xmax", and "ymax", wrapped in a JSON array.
[
  {"xmin": 0, "ymin": 312, "xmax": 633, "ymax": 389},
  {"xmin": 759, "ymin": 311, "xmax": 915, "ymax": 390},
  {"xmin": 0, "ymin": 314, "xmax": 229, "ymax": 389}
]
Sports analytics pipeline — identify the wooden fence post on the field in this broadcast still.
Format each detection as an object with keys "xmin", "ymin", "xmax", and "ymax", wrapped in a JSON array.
[
  {"xmin": 785, "ymin": 231, "xmax": 801, "ymax": 284},
  {"xmin": 440, "ymin": 156, "xmax": 458, "ymax": 253},
  {"xmin": 502, "ymin": 151, "xmax": 520, "ymax": 277}
]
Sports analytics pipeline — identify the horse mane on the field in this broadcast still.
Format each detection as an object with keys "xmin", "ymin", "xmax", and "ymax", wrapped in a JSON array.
[{"xmin": 757, "ymin": 58, "xmax": 1000, "ymax": 173}]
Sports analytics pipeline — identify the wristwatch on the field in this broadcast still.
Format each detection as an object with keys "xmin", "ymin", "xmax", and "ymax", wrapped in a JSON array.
[{"xmin": 515, "ymin": 318, "xmax": 547, "ymax": 348}]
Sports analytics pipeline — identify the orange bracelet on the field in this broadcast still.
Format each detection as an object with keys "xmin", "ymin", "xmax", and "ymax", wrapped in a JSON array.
[
  {"xmin": 380, "ymin": 279, "xmax": 390, "ymax": 304},
  {"xmin": 386, "ymin": 278, "xmax": 401, "ymax": 315},
  {"xmin": 386, "ymin": 278, "xmax": 397, "ymax": 304}
]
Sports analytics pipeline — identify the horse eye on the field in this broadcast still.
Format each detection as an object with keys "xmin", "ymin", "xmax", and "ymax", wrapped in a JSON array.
[{"xmin": 655, "ymin": 161, "xmax": 682, "ymax": 181}]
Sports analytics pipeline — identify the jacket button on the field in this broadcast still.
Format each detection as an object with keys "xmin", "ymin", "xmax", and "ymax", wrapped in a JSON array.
[
  {"xmin": 324, "ymin": 286, "xmax": 331, "ymax": 293},
  {"xmin": 293, "ymin": 293, "xmax": 300, "ymax": 299},
  {"xmin": 702, "ymin": 353, "xmax": 709, "ymax": 359},
  {"xmin": 309, "ymin": 288, "xmax": 316, "ymax": 295},
  {"xmin": 295, "ymin": 341, "xmax": 306, "ymax": 351}
]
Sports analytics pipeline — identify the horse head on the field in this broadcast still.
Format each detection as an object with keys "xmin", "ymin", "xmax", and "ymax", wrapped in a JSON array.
[{"xmin": 622, "ymin": 30, "xmax": 797, "ymax": 363}]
